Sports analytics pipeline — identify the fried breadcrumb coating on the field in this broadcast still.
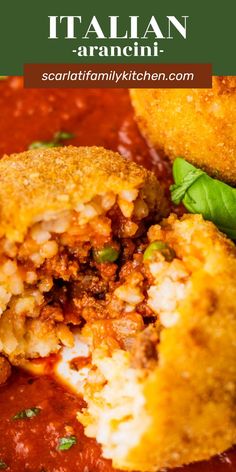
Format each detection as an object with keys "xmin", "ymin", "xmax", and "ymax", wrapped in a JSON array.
[
  {"xmin": 0, "ymin": 145, "xmax": 163, "ymax": 242},
  {"xmin": 130, "ymin": 77, "xmax": 236, "ymax": 184}
]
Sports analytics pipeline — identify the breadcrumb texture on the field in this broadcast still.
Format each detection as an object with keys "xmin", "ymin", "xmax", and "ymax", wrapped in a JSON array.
[
  {"xmin": 130, "ymin": 76, "xmax": 236, "ymax": 184},
  {"xmin": 80, "ymin": 214, "xmax": 236, "ymax": 471},
  {"xmin": 0, "ymin": 145, "xmax": 161, "ymax": 242}
]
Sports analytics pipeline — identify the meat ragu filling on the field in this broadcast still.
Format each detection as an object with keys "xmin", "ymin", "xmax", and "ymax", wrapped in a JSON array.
[
  {"xmin": 0, "ymin": 189, "xmax": 162, "ymax": 363},
  {"xmin": 81, "ymin": 214, "xmax": 191, "ymax": 357}
]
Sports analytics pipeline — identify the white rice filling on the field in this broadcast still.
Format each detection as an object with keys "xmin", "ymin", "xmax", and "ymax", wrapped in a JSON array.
[{"xmin": 79, "ymin": 348, "xmax": 151, "ymax": 461}]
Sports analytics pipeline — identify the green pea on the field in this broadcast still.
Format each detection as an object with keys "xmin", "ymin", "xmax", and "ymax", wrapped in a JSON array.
[
  {"xmin": 93, "ymin": 245, "xmax": 119, "ymax": 263},
  {"xmin": 143, "ymin": 241, "xmax": 175, "ymax": 262},
  {"xmin": 170, "ymin": 157, "xmax": 236, "ymax": 239}
]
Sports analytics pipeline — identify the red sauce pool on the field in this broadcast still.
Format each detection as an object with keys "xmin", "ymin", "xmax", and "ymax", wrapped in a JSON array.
[
  {"xmin": 0, "ymin": 370, "xmax": 115, "ymax": 472},
  {"xmin": 0, "ymin": 77, "xmax": 235, "ymax": 471}
]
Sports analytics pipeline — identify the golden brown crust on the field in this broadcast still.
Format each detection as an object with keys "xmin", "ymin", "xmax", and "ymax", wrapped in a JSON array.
[
  {"xmin": 130, "ymin": 77, "xmax": 236, "ymax": 184},
  {"xmin": 0, "ymin": 146, "xmax": 161, "ymax": 242},
  {"xmin": 134, "ymin": 214, "xmax": 236, "ymax": 469}
]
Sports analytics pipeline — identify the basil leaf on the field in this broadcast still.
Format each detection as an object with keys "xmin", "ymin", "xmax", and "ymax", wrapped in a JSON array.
[
  {"xmin": 57, "ymin": 436, "xmax": 77, "ymax": 451},
  {"xmin": 171, "ymin": 158, "xmax": 236, "ymax": 239},
  {"xmin": 12, "ymin": 407, "xmax": 41, "ymax": 420},
  {"xmin": 0, "ymin": 460, "xmax": 7, "ymax": 469},
  {"xmin": 170, "ymin": 168, "xmax": 204, "ymax": 204},
  {"xmin": 28, "ymin": 131, "xmax": 74, "ymax": 150}
]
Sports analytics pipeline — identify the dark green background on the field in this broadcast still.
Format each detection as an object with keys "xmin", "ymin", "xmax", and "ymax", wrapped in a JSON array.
[{"xmin": 0, "ymin": 0, "xmax": 235, "ymax": 75}]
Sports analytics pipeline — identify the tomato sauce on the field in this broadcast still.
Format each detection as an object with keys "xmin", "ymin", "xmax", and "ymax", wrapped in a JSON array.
[
  {"xmin": 0, "ymin": 76, "xmax": 235, "ymax": 471},
  {"xmin": 0, "ymin": 77, "xmax": 171, "ymax": 182},
  {"xmin": 0, "ymin": 370, "xmax": 115, "ymax": 472}
]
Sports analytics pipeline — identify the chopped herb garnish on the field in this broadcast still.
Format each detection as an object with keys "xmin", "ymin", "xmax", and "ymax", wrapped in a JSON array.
[
  {"xmin": 54, "ymin": 131, "xmax": 74, "ymax": 141},
  {"xmin": 57, "ymin": 436, "xmax": 77, "ymax": 451},
  {"xmin": 28, "ymin": 131, "xmax": 74, "ymax": 150},
  {"xmin": 12, "ymin": 407, "xmax": 41, "ymax": 420},
  {"xmin": 28, "ymin": 140, "xmax": 56, "ymax": 150},
  {"xmin": 0, "ymin": 460, "xmax": 7, "ymax": 469}
]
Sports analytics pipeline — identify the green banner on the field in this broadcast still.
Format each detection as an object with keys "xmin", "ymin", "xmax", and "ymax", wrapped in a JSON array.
[{"xmin": 1, "ymin": 0, "xmax": 235, "ymax": 75}]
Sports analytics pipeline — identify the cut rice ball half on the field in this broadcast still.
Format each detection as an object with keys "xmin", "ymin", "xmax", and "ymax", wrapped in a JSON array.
[
  {"xmin": 0, "ymin": 146, "xmax": 166, "ymax": 363},
  {"xmin": 79, "ymin": 214, "xmax": 236, "ymax": 471}
]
